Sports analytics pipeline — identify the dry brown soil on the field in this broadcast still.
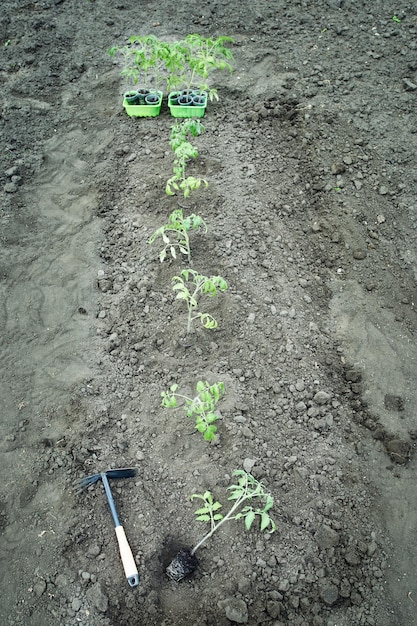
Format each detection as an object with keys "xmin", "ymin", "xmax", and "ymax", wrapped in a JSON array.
[{"xmin": 1, "ymin": 1, "xmax": 417, "ymax": 625}]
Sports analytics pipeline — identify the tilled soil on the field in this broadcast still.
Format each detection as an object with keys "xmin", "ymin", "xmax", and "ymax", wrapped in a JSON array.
[{"xmin": 1, "ymin": 1, "xmax": 416, "ymax": 625}]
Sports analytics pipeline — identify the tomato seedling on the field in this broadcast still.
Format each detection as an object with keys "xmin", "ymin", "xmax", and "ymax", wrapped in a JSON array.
[
  {"xmin": 161, "ymin": 380, "xmax": 224, "ymax": 442},
  {"xmin": 148, "ymin": 208, "xmax": 207, "ymax": 263},
  {"xmin": 171, "ymin": 269, "xmax": 227, "ymax": 334}
]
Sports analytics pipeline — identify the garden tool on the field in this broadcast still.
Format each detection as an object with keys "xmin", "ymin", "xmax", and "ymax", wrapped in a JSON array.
[{"xmin": 77, "ymin": 468, "xmax": 139, "ymax": 587}]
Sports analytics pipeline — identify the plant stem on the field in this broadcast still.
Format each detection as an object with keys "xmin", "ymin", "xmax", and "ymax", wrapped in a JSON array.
[
  {"xmin": 191, "ymin": 486, "xmax": 249, "ymax": 555},
  {"xmin": 187, "ymin": 282, "xmax": 202, "ymax": 334}
]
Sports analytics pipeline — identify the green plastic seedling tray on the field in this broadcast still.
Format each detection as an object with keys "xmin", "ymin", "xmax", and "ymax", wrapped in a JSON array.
[
  {"xmin": 123, "ymin": 91, "xmax": 163, "ymax": 117},
  {"xmin": 168, "ymin": 92, "xmax": 207, "ymax": 118}
]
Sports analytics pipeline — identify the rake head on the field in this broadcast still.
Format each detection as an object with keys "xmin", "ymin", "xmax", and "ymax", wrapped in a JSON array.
[{"xmin": 75, "ymin": 468, "xmax": 137, "ymax": 494}]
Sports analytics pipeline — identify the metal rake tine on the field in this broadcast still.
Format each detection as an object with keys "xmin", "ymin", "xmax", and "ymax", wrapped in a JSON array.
[{"xmin": 74, "ymin": 474, "xmax": 100, "ymax": 494}]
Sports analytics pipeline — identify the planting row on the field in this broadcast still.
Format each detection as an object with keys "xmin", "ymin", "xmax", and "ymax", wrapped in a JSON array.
[{"xmin": 110, "ymin": 35, "xmax": 276, "ymax": 581}]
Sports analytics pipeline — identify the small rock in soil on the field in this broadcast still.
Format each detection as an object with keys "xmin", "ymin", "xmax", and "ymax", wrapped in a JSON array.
[
  {"xmin": 403, "ymin": 78, "xmax": 417, "ymax": 91},
  {"xmin": 243, "ymin": 458, "xmax": 256, "ymax": 473},
  {"xmin": 86, "ymin": 582, "xmax": 108, "ymax": 613},
  {"xmin": 33, "ymin": 579, "xmax": 47, "ymax": 597},
  {"xmin": 384, "ymin": 394, "xmax": 404, "ymax": 411},
  {"xmin": 218, "ymin": 597, "xmax": 248, "ymax": 624},
  {"xmin": 352, "ymin": 248, "xmax": 367, "ymax": 260},
  {"xmin": 330, "ymin": 163, "xmax": 345, "ymax": 175},
  {"xmin": 320, "ymin": 583, "xmax": 339, "ymax": 605},
  {"xmin": 266, "ymin": 599, "xmax": 282, "ymax": 618},
  {"xmin": 314, "ymin": 524, "xmax": 340, "ymax": 548},
  {"xmin": 384, "ymin": 439, "xmax": 412, "ymax": 464},
  {"xmin": 313, "ymin": 391, "xmax": 331, "ymax": 405}
]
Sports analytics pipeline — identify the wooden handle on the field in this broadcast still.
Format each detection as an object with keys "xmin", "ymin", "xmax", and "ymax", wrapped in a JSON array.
[{"xmin": 115, "ymin": 525, "xmax": 139, "ymax": 587}]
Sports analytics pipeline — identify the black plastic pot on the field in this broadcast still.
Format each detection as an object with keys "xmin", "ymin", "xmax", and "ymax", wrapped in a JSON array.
[
  {"xmin": 145, "ymin": 93, "xmax": 160, "ymax": 105},
  {"xmin": 169, "ymin": 92, "xmax": 180, "ymax": 105},
  {"xmin": 125, "ymin": 91, "xmax": 141, "ymax": 105},
  {"xmin": 132, "ymin": 89, "xmax": 150, "ymax": 104},
  {"xmin": 192, "ymin": 95, "xmax": 206, "ymax": 106},
  {"xmin": 166, "ymin": 548, "xmax": 198, "ymax": 582},
  {"xmin": 178, "ymin": 94, "xmax": 194, "ymax": 106}
]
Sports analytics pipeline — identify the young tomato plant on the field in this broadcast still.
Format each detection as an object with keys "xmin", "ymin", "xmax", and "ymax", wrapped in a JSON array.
[
  {"xmin": 108, "ymin": 35, "xmax": 169, "ymax": 90},
  {"xmin": 170, "ymin": 34, "xmax": 234, "ymax": 100},
  {"xmin": 165, "ymin": 470, "xmax": 275, "ymax": 580},
  {"xmin": 161, "ymin": 380, "xmax": 225, "ymax": 441},
  {"xmin": 148, "ymin": 209, "xmax": 207, "ymax": 263},
  {"xmin": 190, "ymin": 470, "xmax": 276, "ymax": 555},
  {"xmin": 166, "ymin": 119, "xmax": 208, "ymax": 199},
  {"xmin": 169, "ymin": 118, "xmax": 204, "ymax": 151},
  {"xmin": 171, "ymin": 269, "xmax": 227, "ymax": 334}
]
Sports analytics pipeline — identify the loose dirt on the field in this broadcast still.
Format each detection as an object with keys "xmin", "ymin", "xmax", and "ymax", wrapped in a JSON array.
[{"xmin": 1, "ymin": 1, "xmax": 416, "ymax": 625}]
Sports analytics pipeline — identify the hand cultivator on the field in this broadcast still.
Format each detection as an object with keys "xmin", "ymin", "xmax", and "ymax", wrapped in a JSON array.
[{"xmin": 76, "ymin": 468, "xmax": 139, "ymax": 588}]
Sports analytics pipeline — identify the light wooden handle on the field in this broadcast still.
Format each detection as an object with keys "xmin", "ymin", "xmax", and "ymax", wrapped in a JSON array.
[{"xmin": 115, "ymin": 525, "xmax": 139, "ymax": 587}]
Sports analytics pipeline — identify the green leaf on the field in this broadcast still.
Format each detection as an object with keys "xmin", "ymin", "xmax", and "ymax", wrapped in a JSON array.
[
  {"xmin": 194, "ymin": 507, "xmax": 210, "ymax": 515},
  {"xmin": 195, "ymin": 514, "xmax": 211, "ymax": 522},
  {"xmin": 190, "ymin": 493, "xmax": 204, "ymax": 501},
  {"xmin": 260, "ymin": 513, "xmax": 272, "ymax": 532},
  {"xmin": 200, "ymin": 314, "xmax": 217, "ymax": 329},
  {"xmin": 244, "ymin": 510, "xmax": 256, "ymax": 530},
  {"xmin": 203, "ymin": 426, "xmax": 216, "ymax": 441}
]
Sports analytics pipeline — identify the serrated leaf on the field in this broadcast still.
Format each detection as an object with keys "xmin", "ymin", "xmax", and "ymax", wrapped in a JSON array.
[
  {"xmin": 204, "ymin": 426, "xmax": 216, "ymax": 441},
  {"xmin": 170, "ymin": 246, "xmax": 177, "ymax": 259},
  {"xmin": 194, "ymin": 507, "xmax": 210, "ymax": 515},
  {"xmin": 245, "ymin": 510, "xmax": 256, "ymax": 530},
  {"xmin": 195, "ymin": 514, "xmax": 211, "ymax": 522},
  {"xmin": 228, "ymin": 491, "xmax": 243, "ymax": 501},
  {"xmin": 260, "ymin": 513, "xmax": 272, "ymax": 532},
  {"xmin": 212, "ymin": 386, "xmax": 220, "ymax": 402}
]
